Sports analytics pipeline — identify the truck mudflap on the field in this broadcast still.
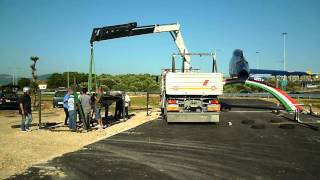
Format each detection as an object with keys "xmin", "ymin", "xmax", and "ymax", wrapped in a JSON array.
[{"xmin": 166, "ymin": 112, "xmax": 220, "ymax": 123}]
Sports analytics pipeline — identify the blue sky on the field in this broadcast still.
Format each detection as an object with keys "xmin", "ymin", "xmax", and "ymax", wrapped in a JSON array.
[{"xmin": 0, "ymin": 0, "xmax": 319, "ymax": 77}]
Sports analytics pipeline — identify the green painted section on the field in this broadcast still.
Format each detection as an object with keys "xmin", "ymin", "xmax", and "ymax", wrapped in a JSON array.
[
  {"xmin": 245, "ymin": 81, "xmax": 295, "ymax": 112},
  {"xmin": 88, "ymin": 47, "xmax": 93, "ymax": 91}
]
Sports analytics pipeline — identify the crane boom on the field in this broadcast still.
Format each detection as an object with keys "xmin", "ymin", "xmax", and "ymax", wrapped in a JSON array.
[{"xmin": 90, "ymin": 22, "xmax": 191, "ymax": 69}]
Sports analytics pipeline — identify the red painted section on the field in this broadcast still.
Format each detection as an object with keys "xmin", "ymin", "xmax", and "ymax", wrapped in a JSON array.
[{"xmin": 275, "ymin": 88, "xmax": 302, "ymax": 111}]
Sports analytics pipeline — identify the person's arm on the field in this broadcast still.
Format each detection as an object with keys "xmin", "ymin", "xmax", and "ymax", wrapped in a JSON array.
[
  {"xmin": 63, "ymin": 95, "xmax": 68, "ymax": 103},
  {"xmin": 19, "ymin": 102, "xmax": 25, "ymax": 115},
  {"xmin": 127, "ymin": 96, "xmax": 131, "ymax": 107},
  {"xmin": 18, "ymin": 96, "xmax": 25, "ymax": 115}
]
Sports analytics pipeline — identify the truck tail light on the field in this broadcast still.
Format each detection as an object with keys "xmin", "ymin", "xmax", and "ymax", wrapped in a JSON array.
[
  {"xmin": 208, "ymin": 99, "xmax": 220, "ymax": 112},
  {"xmin": 167, "ymin": 104, "xmax": 180, "ymax": 112},
  {"xmin": 207, "ymin": 104, "xmax": 221, "ymax": 112},
  {"xmin": 167, "ymin": 99, "xmax": 177, "ymax": 104},
  {"xmin": 210, "ymin": 99, "xmax": 219, "ymax": 104}
]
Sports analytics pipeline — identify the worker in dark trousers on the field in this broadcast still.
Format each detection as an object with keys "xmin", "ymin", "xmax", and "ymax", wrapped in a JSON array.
[
  {"xmin": 19, "ymin": 87, "xmax": 32, "ymax": 132},
  {"xmin": 63, "ymin": 89, "xmax": 71, "ymax": 125},
  {"xmin": 115, "ymin": 99, "xmax": 124, "ymax": 120},
  {"xmin": 90, "ymin": 93, "xmax": 96, "ymax": 127},
  {"xmin": 79, "ymin": 88, "xmax": 91, "ymax": 131}
]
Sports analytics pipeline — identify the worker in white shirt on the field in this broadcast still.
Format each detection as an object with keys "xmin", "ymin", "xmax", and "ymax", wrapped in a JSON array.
[{"xmin": 124, "ymin": 93, "xmax": 130, "ymax": 119}]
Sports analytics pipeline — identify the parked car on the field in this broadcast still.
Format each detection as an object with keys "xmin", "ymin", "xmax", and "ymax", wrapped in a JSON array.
[
  {"xmin": 0, "ymin": 91, "xmax": 19, "ymax": 109},
  {"xmin": 52, "ymin": 90, "xmax": 68, "ymax": 108}
]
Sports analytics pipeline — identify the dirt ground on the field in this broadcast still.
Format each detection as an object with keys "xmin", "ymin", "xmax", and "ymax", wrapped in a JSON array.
[{"xmin": 0, "ymin": 106, "xmax": 159, "ymax": 179}]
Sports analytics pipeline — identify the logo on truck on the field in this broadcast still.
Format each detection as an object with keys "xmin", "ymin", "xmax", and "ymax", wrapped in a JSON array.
[{"xmin": 203, "ymin": 80, "xmax": 209, "ymax": 86}]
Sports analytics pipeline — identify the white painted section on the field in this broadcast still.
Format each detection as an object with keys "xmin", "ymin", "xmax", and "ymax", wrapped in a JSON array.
[
  {"xmin": 165, "ymin": 72, "xmax": 224, "ymax": 95},
  {"xmin": 153, "ymin": 24, "xmax": 180, "ymax": 33},
  {"xmin": 154, "ymin": 24, "xmax": 190, "ymax": 70}
]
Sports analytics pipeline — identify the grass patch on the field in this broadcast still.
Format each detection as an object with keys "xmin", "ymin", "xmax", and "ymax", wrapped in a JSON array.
[{"xmin": 130, "ymin": 95, "xmax": 160, "ymax": 110}]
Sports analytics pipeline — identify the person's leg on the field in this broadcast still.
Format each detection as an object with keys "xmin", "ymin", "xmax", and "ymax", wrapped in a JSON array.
[
  {"xmin": 105, "ymin": 105, "xmax": 109, "ymax": 126},
  {"xmin": 96, "ymin": 108, "xmax": 103, "ymax": 127},
  {"xmin": 25, "ymin": 113, "xmax": 32, "ymax": 130},
  {"xmin": 115, "ymin": 102, "xmax": 119, "ymax": 120},
  {"xmin": 86, "ymin": 112, "xmax": 91, "ymax": 130},
  {"xmin": 95, "ymin": 108, "xmax": 100, "ymax": 127},
  {"xmin": 125, "ymin": 107, "xmax": 129, "ymax": 118},
  {"xmin": 68, "ymin": 111, "xmax": 73, "ymax": 129},
  {"xmin": 91, "ymin": 109, "xmax": 95, "ymax": 127},
  {"xmin": 73, "ymin": 111, "xmax": 78, "ymax": 130},
  {"xmin": 77, "ymin": 110, "xmax": 81, "ymax": 125},
  {"xmin": 69, "ymin": 110, "xmax": 77, "ymax": 130},
  {"xmin": 105, "ymin": 105, "xmax": 109, "ymax": 118},
  {"xmin": 21, "ymin": 114, "xmax": 26, "ymax": 131},
  {"xmin": 64, "ymin": 108, "xmax": 69, "ymax": 125},
  {"xmin": 82, "ymin": 110, "xmax": 89, "ymax": 130},
  {"xmin": 119, "ymin": 104, "xmax": 123, "ymax": 119}
]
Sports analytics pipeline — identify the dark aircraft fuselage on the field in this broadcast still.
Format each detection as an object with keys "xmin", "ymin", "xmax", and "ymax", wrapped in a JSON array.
[{"xmin": 229, "ymin": 49, "xmax": 250, "ymax": 79}]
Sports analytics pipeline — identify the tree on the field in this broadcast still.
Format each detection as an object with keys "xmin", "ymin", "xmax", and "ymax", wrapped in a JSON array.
[
  {"xmin": 18, "ymin": 78, "xmax": 31, "ymax": 89},
  {"xmin": 47, "ymin": 73, "xmax": 66, "ymax": 88},
  {"xmin": 30, "ymin": 56, "xmax": 39, "ymax": 107}
]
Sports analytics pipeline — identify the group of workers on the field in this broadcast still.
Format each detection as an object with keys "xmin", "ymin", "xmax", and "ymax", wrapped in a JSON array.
[
  {"xmin": 18, "ymin": 86, "xmax": 131, "ymax": 133},
  {"xmin": 63, "ymin": 87, "xmax": 104, "ymax": 131},
  {"xmin": 63, "ymin": 87, "xmax": 131, "ymax": 132}
]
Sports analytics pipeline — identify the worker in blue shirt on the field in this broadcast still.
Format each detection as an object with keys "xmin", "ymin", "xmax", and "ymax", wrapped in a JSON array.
[{"xmin": 63, "ymin": 89, "xmax": 71, "ymax": 125}]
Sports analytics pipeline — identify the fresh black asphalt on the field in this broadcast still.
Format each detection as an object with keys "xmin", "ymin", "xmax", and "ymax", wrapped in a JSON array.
[{"xmin": 8, "ymin": 99, "xmax": 320, "ymax": 180}]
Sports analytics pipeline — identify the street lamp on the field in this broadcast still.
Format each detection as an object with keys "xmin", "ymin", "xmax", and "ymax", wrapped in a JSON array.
[
  {"xmin": 255, "ymin": 51, "xmax": 260, "ymax": 69},
  {"xmin": 282, "ymin": 32, "xmax": 287, "ymax": 71}
]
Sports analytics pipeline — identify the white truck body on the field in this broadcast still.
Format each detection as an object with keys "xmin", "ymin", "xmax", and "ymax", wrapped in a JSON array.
[
  {"xmin": 161, "ymin": 71, "xmax": 224, "ymax": 123},
  {"xmin": 165, "ymin": 72, "xmax": 224, "ymax": 96}
]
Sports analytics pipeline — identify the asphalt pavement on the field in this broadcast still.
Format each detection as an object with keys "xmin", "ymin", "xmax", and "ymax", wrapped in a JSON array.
[{"xmin": 8, "ymin": 99, "xmax": 320, "ymax": 180}]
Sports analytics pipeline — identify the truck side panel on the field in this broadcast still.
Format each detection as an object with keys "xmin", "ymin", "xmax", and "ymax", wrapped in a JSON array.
[{"xmin": 165, "ymin": 72, "xmax": 223, "ymax": 95}]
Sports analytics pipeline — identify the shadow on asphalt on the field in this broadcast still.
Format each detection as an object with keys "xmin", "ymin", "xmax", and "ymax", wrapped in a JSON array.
[{"xmin": 7, "ymin": 99, "xmax": 320, "ymax": 180}]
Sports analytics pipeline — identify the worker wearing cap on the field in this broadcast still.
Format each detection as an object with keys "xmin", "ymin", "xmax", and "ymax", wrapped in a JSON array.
[{"xmin": 19, "ymin": 87, "xmax": 32, "ymax": 132}]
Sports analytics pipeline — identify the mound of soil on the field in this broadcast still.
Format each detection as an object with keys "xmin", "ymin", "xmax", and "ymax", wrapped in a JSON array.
[
  {"xmin": 270, "ymin": 119, "xmax": 282, "ymax": 123},
  {"xmin": 251, "ymin": 124, "xmax": 266, "ymax": 129},
  {"xmin": 241, "ymin": 120, "xmax": 255, "ymax": 125},
  {"xmin": 279, "ymin": 124, "xmax": 296, "ymax": 129}
]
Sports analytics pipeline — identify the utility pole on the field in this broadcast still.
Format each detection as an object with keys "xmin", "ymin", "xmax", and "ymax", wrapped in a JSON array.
[
  {"xmin": 282, "ymin": 32, "xmax": 287, "ymax": 71},
  {"xmin": 67, "ymin": 71, "xmax": 70, "ymax": 89},
  {"xmin": 255, "ymin": 51, "xmax": 260, "ymax": 69},
  {"xmin": 12, "ymin": 73, "xmax": 15, "ymax": 86},
  {"xmin": 88, "ymin": 45, "xmax": 94, "ymax": 91}
]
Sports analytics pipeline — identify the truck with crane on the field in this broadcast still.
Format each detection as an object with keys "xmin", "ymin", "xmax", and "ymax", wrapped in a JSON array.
[
  {"xmin": 161, "ymin": 53, "xmax": 223, "ymax": 122},
  {"xmin": 89, "ymin": 22, "xmax": 224, "ymax": 122}
]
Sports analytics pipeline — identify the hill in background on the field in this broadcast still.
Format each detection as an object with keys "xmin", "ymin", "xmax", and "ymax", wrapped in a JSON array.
[{"xmin": 0, "ymin": 74, "xmax": 52, "ymax": 86}]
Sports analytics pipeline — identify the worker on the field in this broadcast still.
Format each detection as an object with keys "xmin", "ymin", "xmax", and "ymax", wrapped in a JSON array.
[
  {"xmin": 90, "ymin": 93, "xmax": 96, "ymax": 127},
  {"xmin": 19, "ymin": 87, "xmax": 32, "ymax": 132},
  {"xmin": 63, "ymin": 89, "xmax": 71, "ymax": 125},
  {"xmin": 115, "ymin": 99, "xmax": 123, "ymax": 120},
  {"xmin": 94, "ymin": 87, "xmax": 104, "ymax": 128},
  {"xmin": 124, "ymin": 93, "xmax": 131, "ymax": 119},
  {"xmin": 68, "ymin": 89, "xmax": 77, "ymax": 131},
  {"xmin": 79, "ymin": 88, "xmax": 91, "ymax": 131}
]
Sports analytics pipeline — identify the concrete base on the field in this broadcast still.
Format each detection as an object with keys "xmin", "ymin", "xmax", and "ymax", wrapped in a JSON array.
[{"xmin": 166, "ymin": 112, "xmax": 220, "ymax": 123}]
